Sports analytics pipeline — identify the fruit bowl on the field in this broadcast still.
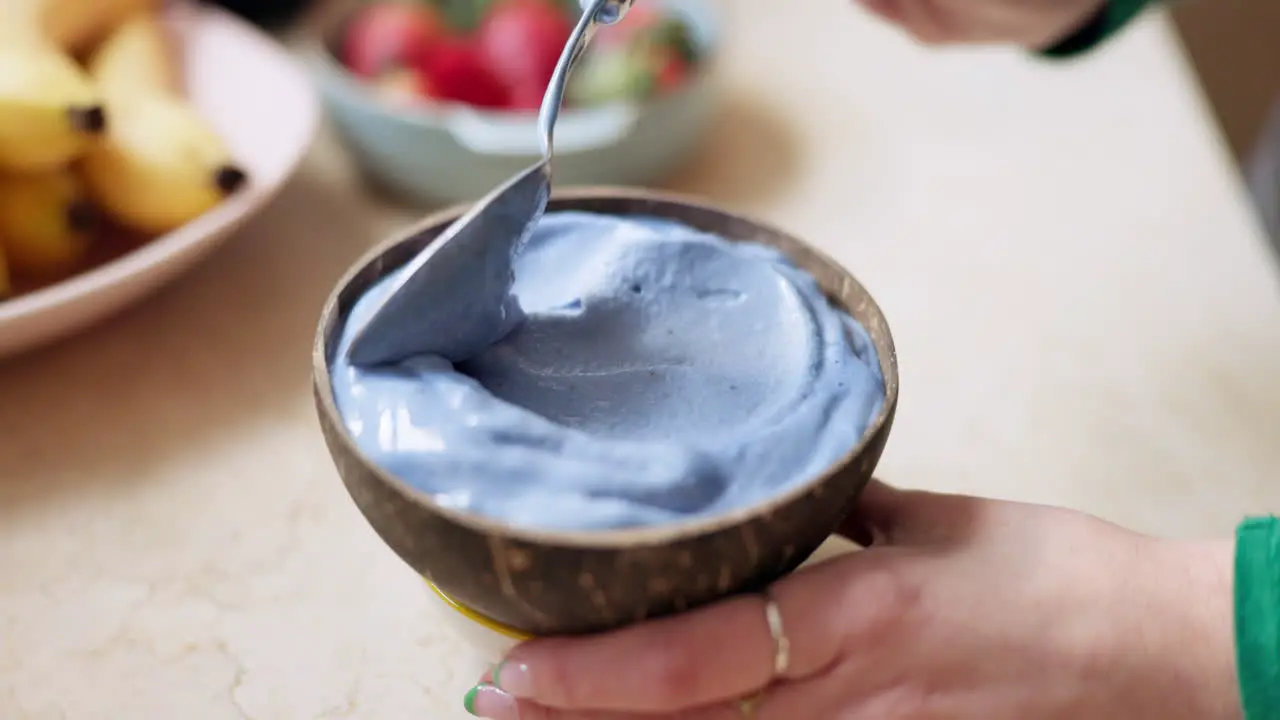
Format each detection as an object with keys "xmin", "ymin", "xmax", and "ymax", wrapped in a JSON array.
[
  {"xmin": 307, "ymin": 0, "xmax": 720, "ymax": 206},
  {"xmin": 311, "ymin": 188, "xmax": 900, "ymax": 636},
  {"xmin": 0, "ymin": 5, "xmax": 319, "ymax": 360}
]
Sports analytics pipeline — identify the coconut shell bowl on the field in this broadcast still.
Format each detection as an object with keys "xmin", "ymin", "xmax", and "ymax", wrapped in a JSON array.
[{"xmin": 311, "ymin": 188, "xmax": 900, "ymax": 637}]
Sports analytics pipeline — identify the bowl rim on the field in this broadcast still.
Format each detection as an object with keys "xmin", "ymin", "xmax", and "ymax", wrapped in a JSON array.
[
  {"xmin": 312, "ymin": 186, "xmax": 899, "ymax": 549},
  {"xmin": 304, "ymin": 0, "xmax": 723, "ymax": 127}
]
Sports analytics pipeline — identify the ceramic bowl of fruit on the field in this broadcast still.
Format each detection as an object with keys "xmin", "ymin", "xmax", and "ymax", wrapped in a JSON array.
[
  {"xmin": 309, "ymin": 0, "xmax": 719, "ymax": 206},
  {"xmin": 0, "ymin": 2, "xmax": 318, "ymax": 359}
]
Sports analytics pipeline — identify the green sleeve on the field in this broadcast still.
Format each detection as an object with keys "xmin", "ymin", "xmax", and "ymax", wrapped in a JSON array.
[
  {"xmin": 1037, "ymin": 0, "xmax": 1157, "ymax": 58},
  {"xmin": 1236, "ymin": 516, "xmax": 1280, "ymax": 719}
]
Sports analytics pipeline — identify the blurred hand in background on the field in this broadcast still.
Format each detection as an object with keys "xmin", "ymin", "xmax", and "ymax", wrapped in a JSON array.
[{"xmin": 856, "ymin": 0, "xmax": 1107, "ymax": 48}]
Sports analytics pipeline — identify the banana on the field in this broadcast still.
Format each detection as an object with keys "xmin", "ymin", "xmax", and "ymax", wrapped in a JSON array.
[
  {"xmin": 81, "ymin": 14, "xmax": 249, "ymax": 235},
  {"xmin": 81, "ymin": 94, "xmax": 247, "ymax": 234},
  {"xmin": 0, "ymin": 169, "xmax": 98, "ymax": 278},
  {"xmin": 43, "ymin": 0, "xmax": 165, "ymax": 55},
  {"xmin": 88, "ymin": 8, "xmax": 180, "ymax": 96},
  {"xmin": 0, "ymin": 40, "xmax": 107, "ymax": 172},
  {"xmin": 0, "ymin": 0, "xmax": 162, "ymax": 54}
]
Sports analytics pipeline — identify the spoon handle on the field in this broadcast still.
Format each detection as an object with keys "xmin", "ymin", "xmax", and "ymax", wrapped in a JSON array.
[{"xmin": 537, "ymin": 0, "xmax": 635, "ymax": 158}]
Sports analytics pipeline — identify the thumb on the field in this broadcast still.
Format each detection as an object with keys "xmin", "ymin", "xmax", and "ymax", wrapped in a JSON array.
[{"xmin": 838, "ymin": 479, "xmax": 981, "ymax": 547}]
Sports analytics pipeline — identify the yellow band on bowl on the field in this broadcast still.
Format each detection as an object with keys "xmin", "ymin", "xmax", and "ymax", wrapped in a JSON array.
[{"xmin": 425, "ymin": 580, "xmax": 535, "ymax": 642}]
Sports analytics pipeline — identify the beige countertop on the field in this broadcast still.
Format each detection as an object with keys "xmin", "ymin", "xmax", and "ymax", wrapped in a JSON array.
[{"xmin": 4, "ymin": 4, "xmax": 1280, "ymax": 718}]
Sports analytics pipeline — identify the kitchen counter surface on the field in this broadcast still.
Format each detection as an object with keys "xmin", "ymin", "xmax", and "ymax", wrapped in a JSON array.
[{"xmin": 4, "ymin": 4, "xmax": 1280, "ymax": 718}]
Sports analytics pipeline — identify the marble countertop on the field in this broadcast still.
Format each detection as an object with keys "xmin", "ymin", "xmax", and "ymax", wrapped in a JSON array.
[{"xmin": 4, "ymin": 3, "xmax": 1280, "ymax": 718}]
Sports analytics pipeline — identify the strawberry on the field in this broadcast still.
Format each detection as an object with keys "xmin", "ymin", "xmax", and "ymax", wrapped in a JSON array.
[
  {"xmin": 412, "ymin": 36, "xmax": 510, "ymax": 109},
  {"xmin": 653, "ymin": 52, "xmax": 689, "ymax": 94},
  {"xmin": 507, "ymin": 84, "xmax": 547, "ymax": 112},
  {"xmin": 342, "ymin": 1, "xmax": 449, "ymax": 78},
  {"xmin": 477, "ymin": 0, "xmax": 573, "ymax": 95}
]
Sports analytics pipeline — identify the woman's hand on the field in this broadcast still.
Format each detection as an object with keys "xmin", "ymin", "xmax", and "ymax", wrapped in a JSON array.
[
  {"xmin": 464, "ymin": 481, "xmax": 1241, "ymax": 719},
  {"xmin": 855, "ymin": 0, "xmax": 1106, "ymax": 48}
]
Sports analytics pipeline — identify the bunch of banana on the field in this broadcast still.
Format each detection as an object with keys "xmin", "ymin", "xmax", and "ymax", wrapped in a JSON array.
[
  {"xmin": 0, "ymin": 5, "xmax": 105, "ymax": 288},
  {"xmin": 0, "ymin": 1, "xmax": 249, "ymax": 297},
  {"xmin": 81, "ymin": 14, "xmax": 249, "ymax": 236},
  {"xmin": 0, "ymin": 0, "xmax": 155, "ymax": 172}
]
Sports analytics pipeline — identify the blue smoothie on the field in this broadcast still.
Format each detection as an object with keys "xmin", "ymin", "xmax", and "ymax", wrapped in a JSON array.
[{"xmin": 330, "ymin": 211, "xmax": 885, "ymax": 531}]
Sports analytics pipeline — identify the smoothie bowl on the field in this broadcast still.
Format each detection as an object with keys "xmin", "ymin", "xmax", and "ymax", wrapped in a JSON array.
[{"xmin": 312, "ymin": 189, "xmax": 899, "ymax": 640}]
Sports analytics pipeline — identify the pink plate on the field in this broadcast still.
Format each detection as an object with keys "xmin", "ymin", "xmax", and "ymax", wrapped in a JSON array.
[{"xmin": 0, "ymin": 5, "xmax": 320, "ymax": 359}]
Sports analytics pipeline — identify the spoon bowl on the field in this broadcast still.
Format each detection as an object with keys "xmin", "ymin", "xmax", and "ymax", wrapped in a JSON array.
[
  {"xmin": 345, "ymin": 0, "xmax": 632, "ymax": 366},
  {"xmin": 344, "ymin": 162, "xmax": 550, "ymax": 366},
  {"xmin": 313, "ymin": 188, "xmax": 899, "ymax": 636}
]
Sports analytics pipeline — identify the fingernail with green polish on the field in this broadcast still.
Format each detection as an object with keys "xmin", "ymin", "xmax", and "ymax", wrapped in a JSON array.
[
  {"xmin": 464, "ymin": 683, "xmax": 514, "ymax": 719},
  {"xmin": 463, "ymin": 684, "xmax": 482, "ymax": 716}
]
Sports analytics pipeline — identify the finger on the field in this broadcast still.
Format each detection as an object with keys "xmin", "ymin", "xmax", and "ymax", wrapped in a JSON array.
[
  {"xmin": 485, "ymin": 561, "xmax": 856, "ymax": 712},
  {"xmin": 846, "ymin": 479, "xmax": 986, "ymax": 547},
  {"xmin": 472, "ymin": 668, "xmax": 853, "ymax": 720}
]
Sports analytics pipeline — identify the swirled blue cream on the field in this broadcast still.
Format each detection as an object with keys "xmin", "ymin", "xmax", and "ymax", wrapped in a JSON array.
[{"xmin": 330, "ymin": 212, "xmax": 884, "ymax": 531}]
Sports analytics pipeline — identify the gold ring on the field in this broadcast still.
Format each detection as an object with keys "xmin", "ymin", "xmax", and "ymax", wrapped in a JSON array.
[
  {"xmin": 763, "ymin": 592, "xmax": 791, "ymax": 677},
  {"xmin": 736, "ymin": 592, "xmax": 789, "ymax": 718}
]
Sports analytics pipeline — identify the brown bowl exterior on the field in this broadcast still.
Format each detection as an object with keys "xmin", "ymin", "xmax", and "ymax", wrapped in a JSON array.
[{"xmin": 312, "ymin": 188, "xmax": 899, "ymax": 636}]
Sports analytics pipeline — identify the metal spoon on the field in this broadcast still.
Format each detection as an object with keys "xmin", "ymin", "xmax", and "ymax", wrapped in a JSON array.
[{"xmin": 345, "ymin": 0, "xmax": 636, "ymax": 367}]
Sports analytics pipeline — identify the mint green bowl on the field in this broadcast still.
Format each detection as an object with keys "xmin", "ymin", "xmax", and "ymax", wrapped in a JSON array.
[{"xmin": 307, "ymin": 0, "xmax": 721, "ymax": 206}]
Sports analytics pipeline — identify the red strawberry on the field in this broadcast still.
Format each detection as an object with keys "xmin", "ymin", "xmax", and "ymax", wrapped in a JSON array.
[
  {"xmin": 342, "ymin": 1, "xmax": 449, "ymax": 78},
  {"xmin": 412, "ymin": 37, "xmax": 510, "ymax": 109},
  {"xmin": 653, "ymin": 52, "xmax": 689, "ymax": 94},
  {"xmin": 506, "ymin": 84, "xmax": 547, "ymax": 112},
  {"xmin": 477, "ymin": 0, "xmax": 573, "ymax": 95}
]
